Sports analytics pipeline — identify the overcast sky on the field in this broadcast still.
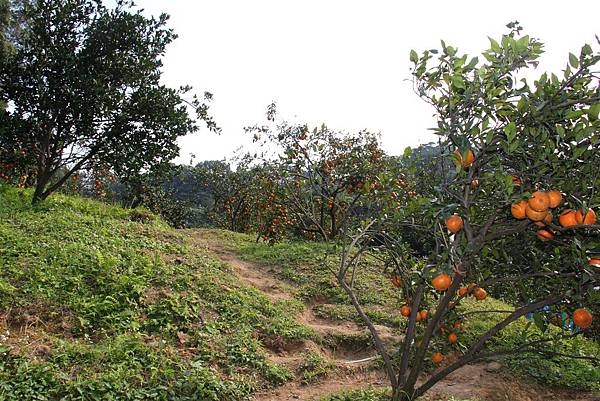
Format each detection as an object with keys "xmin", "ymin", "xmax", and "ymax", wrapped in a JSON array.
[{"xmin": 133, "ymin": 1, "xmax": 600, "ymax": 165}]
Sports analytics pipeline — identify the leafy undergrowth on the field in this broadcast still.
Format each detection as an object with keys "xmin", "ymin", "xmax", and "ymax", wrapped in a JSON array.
[
  {"xmin": 209, "ymin": 229, "xmax": 404, "ymax": 328},
  {"xmin": 212, "ymin": 229, "xmax": 600, "ymax": 393},
  {"xmin": 458, "ymin": 297, "xmax": 600, "ymax": 392},
  {"xmin": 0, "ymin": 186, "xmax": 310, "ymax": 400}
]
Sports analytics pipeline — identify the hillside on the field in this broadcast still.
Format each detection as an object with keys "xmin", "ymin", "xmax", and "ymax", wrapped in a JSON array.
[{"xmin": 0, "ymin": 186, "xmax": 599, "ymax": 401}]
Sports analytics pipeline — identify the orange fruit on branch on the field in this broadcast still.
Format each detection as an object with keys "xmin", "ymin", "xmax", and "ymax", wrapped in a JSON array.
[
  {"xmin": 559, "ymin": 209, "xmax": 578, "ymax": 227},
  {"xmin": 473, "ymin": 288, "xmax": 487, "ymax": 301},
  {"xmin": 419, "ymin": 310, "xmax": 429, "ymax": 320},
  {"xmin": 525, "ymin": 205, "xmax": 548, "ymax": 222},
  {"xmin": 400, "ymin": 305, "xmax": 411, "ymax": 317},
  {"xmin": 471, "ymin": 179, "xmax": 479, "ymax": 189},
  {"xmin": 453, "ymin": 322, "xmax": 462, "ymax": 330},
  {"xmin": 528, "ymin": 191, "xmax": 550, "ymax": 212},
  {"xmin": 573, "ymin": 308, "xmax": 593, "ymax": 329},
  {"xmin": 448, "ymin": 332, "xmax": 458, "ymax": 344},
  {"xmin": 575, "ymin": 208, "xmax": 596, "ymax": 225},
  {"xmin": 432, "ymin": 352, "xmax": 444, "ymax": 364},
  {"xmin": 458, "ymin": 287, "xmax": 468, "ymax": 297},
  {"xmin": 547, "ymin": 191, "xmax": 562, "ymax": 208},
  {"xmin": 446, "ymin": 215, "xmax": 463, "ymax": 233},
  {"xmin": 453, "ymin": 149, "xmax": 475, "ymax": 168},
  {"xmin": 536, "ymin": 229, "xmax": 554, "ymax": 241},
  {"xmin": 511, "ymin": 200, "xmax": 527, "ymax": 220},
  {"xmin": 588, "ymin": 258, "xmax": 600, "ymax": 267},
  {"xmin": 432, "ymin": 273, "xmax": 452, "ymax": 291},
  {"xmin": 534, "ymin": 211, "xmax": 553, "ymax": 227}
]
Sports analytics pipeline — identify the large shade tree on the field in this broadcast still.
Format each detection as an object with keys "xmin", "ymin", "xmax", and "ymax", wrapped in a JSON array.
[{"xmin": 0, "ymin": 0, "xmax": 218, "ymax": 203}]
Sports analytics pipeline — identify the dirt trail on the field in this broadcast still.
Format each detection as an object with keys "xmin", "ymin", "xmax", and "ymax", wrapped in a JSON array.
[{"xmin": 185, "ymin": 229, "xmax": 598, "ymax": 401}]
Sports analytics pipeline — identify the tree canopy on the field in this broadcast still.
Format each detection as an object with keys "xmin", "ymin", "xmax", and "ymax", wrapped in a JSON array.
[{"xmin": 0, "ymin": 0, "xmax": 217, "ymax": 203}]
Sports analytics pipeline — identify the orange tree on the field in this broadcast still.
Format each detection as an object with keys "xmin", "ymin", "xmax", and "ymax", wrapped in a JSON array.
[
  {"xmin": 337, "ymin": 24, "xmax": 600, "ymax": 400},
  {"xmin": 247, "ymin": 110, "xmax": 394, "ymax": 242},
  {"xmin": 191, "ymin": 158, "xmax": 276, "ymax": 233}
]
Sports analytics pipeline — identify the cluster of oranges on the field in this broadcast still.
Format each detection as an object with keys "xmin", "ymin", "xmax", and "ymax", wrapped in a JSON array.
[
  {"xmin": 400, "ymin": 305, "xmax": 429, "ymax": 322},
  {"xmin": 511, "ymin": 190, "xmax": 597, "ymax": 241}
]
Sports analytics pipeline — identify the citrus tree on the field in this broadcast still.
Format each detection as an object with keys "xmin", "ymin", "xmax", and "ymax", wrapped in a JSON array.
[
  {"xmin": 338, "ymin": 24, "xmax": 600, "ymax": 401},
  {"xmin": 0, "ymin": 0, "xmax": 217, "ymax": 204},
  {"xmin": 248, "ymin": 110, "xmax": 392, "ymax": 242}
]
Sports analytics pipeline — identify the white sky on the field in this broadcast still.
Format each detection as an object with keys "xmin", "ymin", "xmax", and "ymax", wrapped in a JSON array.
[{"xmin": 132, "ymin": 1, "xmax": 600, "ymax": 165}]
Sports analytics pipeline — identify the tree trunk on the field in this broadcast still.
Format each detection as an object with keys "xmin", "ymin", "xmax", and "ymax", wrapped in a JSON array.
[
  {"xmin": 392, "ymin": 386, "xmax": 415, "ymax": 401},
  {"xmin": 32, "ymin": 169, "xmax": 50, "ymax": 204}
]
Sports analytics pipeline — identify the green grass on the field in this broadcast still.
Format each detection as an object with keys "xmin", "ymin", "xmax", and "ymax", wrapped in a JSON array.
[
  {"xmin": 210, "ymin": 229, "xmax": 406, "ymax": 328},
  {"xmin": 297, "ymin": 351, "xmax": 337, "ymax": 384},
  {"xmin": 0, "ymin": 186, "xmax": 309, "ymax": 400},
  {"xmin": 212, "ymin": 228, "xmax": 600, "ymax": 393},
  {"xmin": 1, "ymin": 185, "xmax": 598, "ymax": 400},
  {"xmin": 457, "ymin": 297, "xmax": 600, "ymax": 391}
]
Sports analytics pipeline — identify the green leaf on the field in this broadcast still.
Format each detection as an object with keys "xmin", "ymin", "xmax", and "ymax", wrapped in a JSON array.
[
  {"xmin": 504, "ymin": 122, "xmax": 517, "ymax": 142},
  {"xmin": 452, "ymin": 75, "xmax": 465, "ymax": 89},
  {"xmin": 410, "ymin": 49, "xmax": 419, "ymax": 63},
  {"xmin": 569, "ymin": 53, "xmax": 579, "ymax": 69},
  {"xmin": 587, "ymin": 103, "xmax": 600, "ymax": 121},
  {"xmin": 466, "ymin": 56, "xmax": 479, "ymax": 69},
  {"xmin": 489, "ymin": 37, "xmax": 501, "ymax": 52},
  {"xmin": 516, "ymin": 35, "xmax": 529, "ymax": 52}
]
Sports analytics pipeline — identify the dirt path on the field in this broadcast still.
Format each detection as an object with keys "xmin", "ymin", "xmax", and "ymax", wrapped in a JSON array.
[{"xmin": 185, "ymin": 229, "xmax": 598, "ymax": 401}]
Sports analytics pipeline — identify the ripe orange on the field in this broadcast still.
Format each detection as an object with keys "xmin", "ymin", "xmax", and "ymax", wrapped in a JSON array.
[
  {"xmin": 575, "ymin": 208, "xmax": 597, "ymax": 225},
  {"xmin": 573, "ymin": 308, "xmax": 593, "ymax": 329},
  {"xmin": 528, "ymin": 191, "xmax": 550, "ymax": 212},
  {"xmin": 458, "ymin": 287, "xmax": 468, "ymax": 297},
  {"xmin": 559, "ymin": 209, "xmax": 578, "ymax": 227},
  {"xmin": 446, "ymin": 215, "xmax": 463, "ymax": 233},
  {"xmin": 588, "ymin": 258, "xmax": 600, "ymax": 267},
  {"xmin": 534, "ymin": 211, "xmax": 553, "ymax": 227},
  {"xmin": 525, "ymin": 205, "xmax": 548, "ymax": 222},
  {"xmin": 448, "ymin": 332, "xmax": 458, "ymax": 344},
  {"xmin": 419, "ymin": 310, "xmax": 429, "ymax": 320},
  {"xmin": 473, "ymin": 288, "xmax": 487, "ymax": 301},
  {"xmin": 471, "ymin": 179, "xmax": 479, "ymax": 189},
  {"xmin": 453, "ymin": 149, "xmax": 475, "ymax": 168},
  {"xmin": 536, "ymin": 229, "xmax": 554, "ymax": 241},
  {"xmin": 547, "ymin": 191, "xmax": 562, "ymax": 208},
  {"xmin": 511, "ymin": 200, "xmax": 528, "ymax": 220},
  {"xmin": 391, "ymin": 276, "xmax": 402, "ymax": 288},
  {"xmin": 400, "ymin": 305, "xmax": 411, "ymax": 317},
  {"xmin": 432, "ymin": 273, "xmax": 452, "ymax": 291},
  {"xmin": 453, "ymin": 322, "xmax": 462, "ymax": 330},
  {"xmin": 431, "ymin": 352, "xmax": 444, "ymax": 364},
  {"xmin": 415, "ymin": 312, "xmax": 423, "ymax": 322}
]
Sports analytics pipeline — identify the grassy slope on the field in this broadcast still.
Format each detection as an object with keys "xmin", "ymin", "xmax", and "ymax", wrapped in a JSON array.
[
  {"xmin": 213, "ymin": 229, "xmax": 600, "ymax": 394},
  {"xmin": 0, "ymin": 186, "xmax": 311, "ymax": 400},
  {"xmin": 0, "ymin": 186, "xmax": 598, "ymax": 401}
]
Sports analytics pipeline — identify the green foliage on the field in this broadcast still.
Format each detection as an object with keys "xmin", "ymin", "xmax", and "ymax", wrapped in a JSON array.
[
  {"xmin": 0, "ymin": 187, "xmax": 310, "ymax": 399},
  {"xmin": 0, "ymin": 0, "xmax": 217, "ymax": 204},
  {"xmin": 318, "ymin": 388, "xmax": 389, "ymax": 401},
  {"xmin": 246, "ymin": 110, "xmax": 397, "ymax": 242},
  {"xmin": 457, "ymin": 298, "xmax": 600, "ymax": 391},
  {"xmin": 212, "ymin": 229, "xmax": 404, "ymax": 326},
  {"xmin": 297, "ymin": 351, "xmax": 337, "ymax": 384}
]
